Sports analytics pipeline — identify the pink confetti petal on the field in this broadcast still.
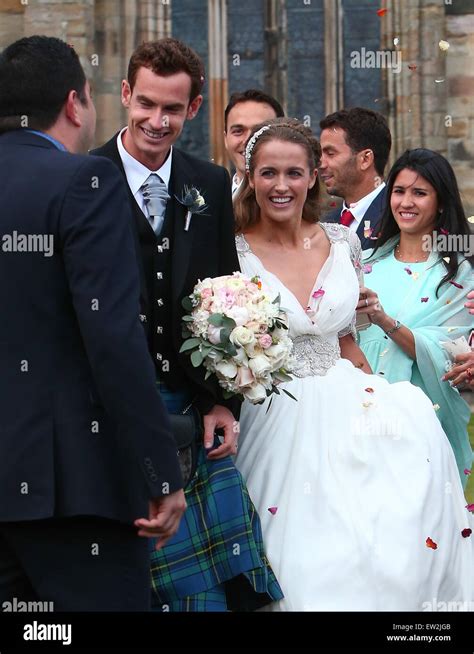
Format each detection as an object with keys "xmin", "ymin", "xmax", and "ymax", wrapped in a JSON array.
[
  {"xmin": 426, "ymin": 537, "xmax": 438, "ymax": 550},
  {"xmin": 440, "ymin": 227, "xmax": 449, "ymax": 235},
  {"xmin": 464, "ymin": 468, "xmax": 471, "ymax": 475},
  {"xmin": 462, "ymin": 528, "xmax": 472, "ymax": 538},
  {"xmin": 377, "ymin": 8, "xmax": 388, "ymax": 16},
  {"xmin": 465, "ymin": 504, "xmax": 474, "ymax": 513},
  {"xmin": 268, "ymin": 506, "xmax": 278, "ymax": 515},
  {"xmin": 362, "ymin": 264, "xmax": 373, "ymax": 274},
  {"xmin": 312, "ymin": 288, "xmax": 325, "ymax": 300},
  {"xmin": 408, "ymin": 63, "xmax": 418, "ymax": 71},
  {"xmin": 365, "ymin": 387, "xmax": 375, "ymax": 393},
  {"xmin": 404, "ymin": 267, "xmax": 412, "ymax": 275},
  {"xmin": 421, "ymin": 297, "xmax": 429, "ymax": 303},
  {"xmin": 449, "ymin": 280, "xmax": 464, "ymax": 289}
]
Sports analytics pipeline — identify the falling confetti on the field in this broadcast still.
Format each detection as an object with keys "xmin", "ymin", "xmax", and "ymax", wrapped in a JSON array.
[
  {"xmin": 461, "ymin": 528, "xmax": 472, "ymax": 538},
  {"xmin": 433, "ymin": 404, "xmax": 440, "ymax": 412},
  {"xmin": 268, "ymin": 506, "xmax": 278, "ymax": 515},
  {"xmin": 449, "ymin": 280, "xmax": 463, "ymax": 289},
  {"xmin": 365, "ymin": 387, "xmax": 374, "ymax": 393},
  {"xmin": 435, "ymin": 79, "xmax": 445, "ymax": 84},
  {"xmin": 426, "ymin": 537, "xmax": 438, "ymax": 550},
  {"xmin": 408, "ymin": 63, "xmax": 417, "ymax": 71},
  {"xmin": 412, "ymin": 272, "xmax": 420, "ymax": 281},
  {"xmin": 466, "ymin": 504, "xmax": 474, "ymax": 513},
  {"xmin": 312, "ymin": 288, "xmax": 325, "ymax": 299},
  {"xmin": 438, "ymin": 40, "xmax": 450, "ymax": 51},
  {"xmin": 404, "ymin": 267, "xmax": 412, "ymax": 275},
  {"xmin": 468, "ymin": 216, "xmax": 474, "ymax": 224},
  {"xmin": 421, "ymin": 297, "xmax": 429, "ymax": 303},
  {"xmin": 377, "ymin": 8, "xmax": 388, "ymax": 16},
  {"xmin": 380, "ymin": 349, "xmax": 389, "ymax": 358},
  {"xmin": 440, "ymin": 228, "xmax": 449, "ymax": 235},
  {"xmin": 447, "ymin": 327, "xmax": 457, "ymax": 333},
  {"xmin": 329, "ymin": 201, "xmax": 337, "ymax": 208},
  {"xmin": 362, "ymin": 401, "xmax": 374, "ymax": 408},
  {"xmin": 446, "ymin": 299, "xmax": 452, "ymax": 305},
  {"xmin": 393, "ymin": 37, "xmax": 400, "ymax": 46},
  {"xmin": 443, "ymin": 256, "xmax": 450, "ymax": 263},
  {"xmin": 464, "ymin": 469, "xmax": 471, "ymax": 476},
  {"xmin": 362, "ymin": 264, "xmax": 373, "ymax": 274}
]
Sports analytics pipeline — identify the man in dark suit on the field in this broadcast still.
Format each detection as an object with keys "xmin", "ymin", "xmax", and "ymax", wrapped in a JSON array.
[
  {"xmin": 319, "ymin": 108, "xmax": 391, "ymax": 249},
  {"xmin": 92, "ymin": 39, "xmax": 254, "ymax": 611},
  {"xmin": 0, "ymin": 36, "xmax": 185, "ymax": 611}
]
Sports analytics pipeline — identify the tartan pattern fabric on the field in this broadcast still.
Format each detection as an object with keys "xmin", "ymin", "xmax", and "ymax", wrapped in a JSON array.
[{"xmin": 149, "ymin": 443, "xmax": 283, "ymax": 611}]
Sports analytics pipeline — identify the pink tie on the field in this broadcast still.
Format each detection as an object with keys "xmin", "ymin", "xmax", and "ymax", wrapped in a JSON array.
[{"xmin": 340, "ymin": 209, "xmax": 354, "ymax": 227}]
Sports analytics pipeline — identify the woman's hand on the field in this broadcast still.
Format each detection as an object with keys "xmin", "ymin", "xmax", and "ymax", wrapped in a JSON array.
[
  {"xmin": 443, "ymin": 351, "xmax": 474, "ymax": 388},
  {"xmin": 356, "ymin": 286, "xmax": 389, "ymax": 328}
]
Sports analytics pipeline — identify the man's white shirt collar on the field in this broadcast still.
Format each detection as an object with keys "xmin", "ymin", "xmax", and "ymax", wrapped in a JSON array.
[
  {"xmin": 341, "ymin": 182, "xmax": 385, "ymax": 229},
  {"xmin": 116, "ymin": 127, "xmax": 173, "ymax": 213},
  {"xmin": 232, "ymin": 173, "xmax": 243, "ymax": 198}
]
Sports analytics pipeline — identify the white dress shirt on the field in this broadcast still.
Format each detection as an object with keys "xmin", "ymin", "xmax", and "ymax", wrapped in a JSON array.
[
  {"xmin": 116, "ymin": 127, "xmax": 173, "ymax": 216},
  {"xmin": 232, "ymin": 173, "xmax": 243, "ymax": 198},
  {"xmin": 340, "ymin": 182, "xmax": 386, "ymax": 231}
]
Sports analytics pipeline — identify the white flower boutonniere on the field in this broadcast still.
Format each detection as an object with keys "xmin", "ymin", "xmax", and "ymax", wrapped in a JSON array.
[{"xmin": 175, "ymin": 185, "xmax": 209, "ymax": 231}]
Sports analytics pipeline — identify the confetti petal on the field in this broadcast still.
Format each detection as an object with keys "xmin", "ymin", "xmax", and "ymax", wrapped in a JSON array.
[
  {"xmin": 440, "ymin": 227, "xmax": 449, "ymax": 235},
  {"xmin": 412, "ymin": 272, "xmax": 420, "ymax": 281},
  {"xmin": 408, "ymin": 63, "xmax": 417, "ymax": 71},
  {"xmin": 365, "ymin": 387, "xmax": 374, "ymax": 393},
  {"xmin": 443, "ymin": 256, "xmax": 450, "ymax": 263},
  {"xmin": 438, "ymin": 40, "xmax": 450, "ymax": 51},
  {"xmin": 464, "ymin": 469, "xmax": 471, "ymax": 476},
  {"xmin": 393, "ymin": 37, "xmax": 400, "ymax": 46},
  {"xmin": 380, "ymin": 349, "xmax": 389, "ymax": 358},
  {"xmin": 377, "ymin": 8, "xmax": 388, "ymax": 16},
  {"xmin": 447, "ymin": 327, "xmax": 457, "ymax": 333},
  {"xmin": 426, "ymin": 537, "xmax": 438, "ymax": 550},
  {"xmin": 268, "ymin": 506, "xmax": 278, "ymax": 515},
  {"xmin": 446, "ymin": 299, "xmax": 452, "ymax": 304},
  {"xmin": 404, "ymin": 267, "xmax": 412, "ymax": 275},
  {"xmin": 421, "ymin": 297, "xmax": 429, "ymax": 303},
  {"xmin": 362, "ymin": 401, "xmax": 374, "ymax": 408},
  {"xmin": 329, "ymin": 201, "xmax": 337, "ymax": 208},
  {"xmin": 461, "ymin": 528, "xmax": 472, "ymax": 538},
  {"xmin": 468, "ymin": 216, "xmax": 474, "ymax": 224},
  {"xmin": 449, "ymin": 280, "xmax": 463, "ymax": 289},
  {"xmin": 312, "ymin": 288, "xmax": 325, "ymax": 299},
  {"xmin": 432, "ymin": 403, "xmax": 440, "ymax": 412},
  {"xmin": 435, "ymin": 78, "xmax": 445, "ymax": 84},
  {"xmin": 465, "ymin": 504, "xmax": 474, "ymax": 513},
  {"xmin": 362, "ymin": 264, "xmax": 373, "ymax": 274}
]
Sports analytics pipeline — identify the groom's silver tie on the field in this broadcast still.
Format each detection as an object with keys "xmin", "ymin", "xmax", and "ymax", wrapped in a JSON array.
[{"xmin": 141, "ymin": 173, "xmax": 170, "ymax": 236}]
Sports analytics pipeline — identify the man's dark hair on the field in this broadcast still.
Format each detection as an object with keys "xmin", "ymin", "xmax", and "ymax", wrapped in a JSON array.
[
  {"xmin": 224, "ymin": 89, "xmax": 284, "ymax": 131},
  {"xmin": 0, "ymin": 35, "xmax": 87, "ymax": 131},
  {"xmin": 128, "ymin": 39, "xmax": 205, "ymax": 102},
  {"xmin": 319, "ymin": 107, "xmax": 391, "ymax": 176}
]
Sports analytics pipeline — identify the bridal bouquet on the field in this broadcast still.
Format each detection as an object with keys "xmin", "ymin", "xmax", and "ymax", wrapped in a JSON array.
[{"xmin": 180, "ymin": 272, "xmax": 295, "ymax": 404}]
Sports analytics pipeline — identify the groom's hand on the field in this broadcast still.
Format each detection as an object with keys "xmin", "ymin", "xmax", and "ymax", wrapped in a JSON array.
[
  {"xmin": 134, "ymin": 490, "xmax": 187, "ymax": 551},
  {"xmin": 203, "ymin": 405, "xmax": 238, "ymax": 460}
]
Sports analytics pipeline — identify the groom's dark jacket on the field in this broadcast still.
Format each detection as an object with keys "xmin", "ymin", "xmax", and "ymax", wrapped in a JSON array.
[
  {"xmin": 0, "ymin": 129, "xmax": 183, "ymax": 524},
  {"xmin": 92, "ymin": 134, "xmax": 240, "ymax": 417}
]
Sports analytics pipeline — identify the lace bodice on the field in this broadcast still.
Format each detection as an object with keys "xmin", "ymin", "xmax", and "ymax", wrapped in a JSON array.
[{"xmin": 236, "ymin": 223, "xmax": 362, "ymax": 377}]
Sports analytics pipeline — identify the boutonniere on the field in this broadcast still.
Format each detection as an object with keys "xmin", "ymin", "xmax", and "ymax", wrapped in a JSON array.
[{"xmin": 175, "ymin": 185, "xmax": 209, "ymax": 231}]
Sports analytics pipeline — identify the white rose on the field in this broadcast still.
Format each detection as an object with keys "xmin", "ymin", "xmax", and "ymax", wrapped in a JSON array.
[
  {"xmin": 244, "ymin": 383, "xmax": 268, "ymax": 404},
  {"xmin": 214, "ymin": 360, "xmax": 238, "ymax": 379},
  {"xmin": 230, "ymin": 326, "xmax": 255, "ymax": 347},
  {"xmin": 208, "ymin": 325, "xmax": 223, "ymax": 345},
  {"xmin": 248, "ymin": 354, "xmax": 272, "ymax": 377},
  {"xmin": 266, "ymin": 341, "xmax": 291, "ymax": 367},
  {"xmin": 225, "ymin": 305, "xmax": 250, "ymax": 327}
]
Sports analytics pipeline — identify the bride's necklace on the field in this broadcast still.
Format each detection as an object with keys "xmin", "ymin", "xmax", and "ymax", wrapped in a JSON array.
[{"xmin": 394, "ymin": 243, "xmax": 430, "ymax": 263}]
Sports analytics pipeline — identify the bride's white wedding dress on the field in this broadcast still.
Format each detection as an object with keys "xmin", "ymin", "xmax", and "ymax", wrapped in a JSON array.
[{"xmin": 235, "ymin": 223, "xmax": 473, "ymax": 611}]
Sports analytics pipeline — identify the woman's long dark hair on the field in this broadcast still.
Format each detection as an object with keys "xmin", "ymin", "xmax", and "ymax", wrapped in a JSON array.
[{"xmin": 371, "ymin": 148, "xmax": 473, "ymax": 296}]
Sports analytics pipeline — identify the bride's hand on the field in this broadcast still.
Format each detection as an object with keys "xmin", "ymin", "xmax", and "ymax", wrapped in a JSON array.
[{"xmin": 356, "ymin": 286, "xmax": 386, "ymax": 327}]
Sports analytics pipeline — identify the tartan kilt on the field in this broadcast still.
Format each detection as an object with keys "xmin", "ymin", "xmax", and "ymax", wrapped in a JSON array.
[{"xmin": 150, "ymin": 441, "xmax": 283, "ymax": 611}]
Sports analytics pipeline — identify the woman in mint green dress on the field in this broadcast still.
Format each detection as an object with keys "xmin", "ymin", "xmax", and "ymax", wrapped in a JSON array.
[{"xmin": 357, "ymin": 149, "xmax": 474, "ymax": 485}]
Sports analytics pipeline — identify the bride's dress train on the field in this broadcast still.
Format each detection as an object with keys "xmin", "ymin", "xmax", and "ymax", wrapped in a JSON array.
[{"xmin": 235, "ymin": 224, "xmax": 473, "ymax": 611}]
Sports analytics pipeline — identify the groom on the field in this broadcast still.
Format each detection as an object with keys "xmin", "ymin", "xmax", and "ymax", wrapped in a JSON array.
[{"xmin": 92, "ymin": 38, "xmax": 239, "ymax": 453}]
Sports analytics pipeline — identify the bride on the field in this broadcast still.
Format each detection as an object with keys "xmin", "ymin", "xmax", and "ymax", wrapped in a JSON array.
[{"xmin": 233, "ymin": 118, "xmax": 474, "ymax": 611}]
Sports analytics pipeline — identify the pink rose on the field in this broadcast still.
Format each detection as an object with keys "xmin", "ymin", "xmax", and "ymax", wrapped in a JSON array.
[
  {"xmin": 235, "ymin": 366, "xmax": 255, "ymax": 389},
  {"xmin": 201, "ymin": 288, "xmax": 213, "ymax": 299},
  {"xmin": 259, "ymin": 334, "xmax": 273, "ymax": 349}
]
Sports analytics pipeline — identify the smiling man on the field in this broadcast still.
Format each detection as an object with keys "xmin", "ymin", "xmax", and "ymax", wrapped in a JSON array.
[
  {"xmin": 224, "ymin": 89, "xmax": 284, "ymax": 198},
  {"xmin": 92, "ymin": 39, "xmax": 281, "ymax": 613},
  {"xmin": 320, "ymin": 108, "xmax": 391, "ymax": 249}
]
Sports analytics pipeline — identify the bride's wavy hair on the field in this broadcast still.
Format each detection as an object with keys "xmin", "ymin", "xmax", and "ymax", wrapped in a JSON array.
[{"xmin": 234, "ymin": 118, "xmax": 322, "ymax": 233}]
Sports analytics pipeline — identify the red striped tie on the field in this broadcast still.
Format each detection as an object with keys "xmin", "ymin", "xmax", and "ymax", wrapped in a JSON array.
[{"xmin": 340, "ymin": 209, "xmax": 354, "ymax": 227}]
